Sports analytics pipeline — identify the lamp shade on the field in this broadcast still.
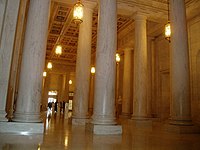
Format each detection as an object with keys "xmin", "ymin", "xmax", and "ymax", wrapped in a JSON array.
[
  {"xmin": 116, "ymin": 53, "xmax": 120, "ymax": 63},
  {"xmin": 47, "ymin": 62, "xmax": 52, "ymax": 69},
  {"xmin": 73, "ymin": 0, "xmax": 84, "ymax": 24},
  {"xmin": 55, "ymin": 45, "xmax": 62, "ymax": 55},
  {"xmin": 91, "ymin": 67, "xmax": 95, "ymax": 74},
  {"xmin": 165, "ymin": 21, "xmax": 171, "ymax": 42}
]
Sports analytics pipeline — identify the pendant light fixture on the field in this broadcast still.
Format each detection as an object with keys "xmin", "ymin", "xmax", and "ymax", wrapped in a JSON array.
[
  {"xmin": 73, "ymin": 0, "xmax": 84, "ymax": 24},
  {"xmin": 116, "ymin": 53, "xmax": 120, "ymax": 63},
  {"xmin": 55, "ymin": 44, "xmax": 62, "ymax": 56},
  {"xmin": 165, "ymin": 0, "xmax": 171, "ymax": 42},
  {"xmin": 47, "ymin": 61, "xmax": 53, "ymax": 69},
  {"xmin": 91, "ymin": 67, "xmax": 95, "ymax": 74}
]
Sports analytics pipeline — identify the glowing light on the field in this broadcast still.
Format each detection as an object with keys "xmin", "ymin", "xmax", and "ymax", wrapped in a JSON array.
[
  {"xmin": 73, "ymin": 0, "xmax": 84, "ymax": 24},
  {"xmin": 43, "ymin": 71, "xmax": 47, "ymax": 77},
  {"xmin": 91, "ymin": 67, "xmax": 95, "ymax": 74},
  {"xmin": 48, "ymin": 90, "xmax": 58, "ymax": 96},
  {"xmin": 69, "ymin": 80, "xmax": 72, "ymax": 85},
  {"xmin": 55, "ymin": 45, "xmax": 62, "ymax": 56},
  {"xmin": 47, "ymin": 62, "xmax": 52, "ymax": 69},
  {"xmin": 116, "ymin": 53, "xmax": 120, "ymax": 63},
  {"xmin": 165, "ymin": 22, "xmax": 171, "ymax": 42}
]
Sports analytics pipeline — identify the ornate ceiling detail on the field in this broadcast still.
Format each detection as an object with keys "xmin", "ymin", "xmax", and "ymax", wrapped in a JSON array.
[{"xmin": 47, "ymin": 0, "xmax": 200, "ymax": 65}]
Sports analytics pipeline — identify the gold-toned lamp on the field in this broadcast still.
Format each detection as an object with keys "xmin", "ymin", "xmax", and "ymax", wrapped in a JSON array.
[
  {"xmin": 47, "ymin": 61, "xmax": 53, "ymax": 69},
  {"xmin": 55, "ymin": 44, "xmax": 62, "ymax": 56},
  {"xmin": 73, "ymin": 0, "xmax": 84, "ymax": 24},
  {"xmin": 116, "ymin": 53, "xmax": 120, "ymax": 63},
  {"xmin": 165, "ymin": 0, "xmax": 171, "ymax": 42},
  {"xmin": 91, "ymin": 67, "xmax": 95, "ymax": 74},
  {"xmin": 69, "ymin": 80, "xmax": 72, "ymax": 85},
  {"xmin": 43, "ymin": 71, "xmax": 47, "ymax": 77}
]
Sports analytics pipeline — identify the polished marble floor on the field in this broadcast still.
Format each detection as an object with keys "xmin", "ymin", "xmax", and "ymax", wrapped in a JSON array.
[{"xmin": 0, "ymin": 111, "xmax": 200, "ymax": 150}]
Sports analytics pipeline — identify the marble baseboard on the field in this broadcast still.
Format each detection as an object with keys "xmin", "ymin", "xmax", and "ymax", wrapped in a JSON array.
[
  {"xmin": 0, "ymin": 122, "xmax": 44, "ymax": 134},
  {"xmin": 86, "ymin": 123, "xmax": 122, "ymax": 135},
  {"xmin": 164, "ymin": 124, "xmax": 200, "ymax": 134}
]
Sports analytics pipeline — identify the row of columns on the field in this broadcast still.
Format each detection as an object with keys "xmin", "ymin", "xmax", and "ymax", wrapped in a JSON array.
[
  {"xmin": 0, "ymin": 0, "xmax": 50, "ymax": 122},
  {"xmin": 72, "ymin": 0, "xmax": 192, "ymax": 127},
  {"xmin": 0, "ymin": 0, "xmax": 192, "ymax": 131},
  {"xmin": 121, "ymin": 0, "xmax": 192, "ymax": 125}
]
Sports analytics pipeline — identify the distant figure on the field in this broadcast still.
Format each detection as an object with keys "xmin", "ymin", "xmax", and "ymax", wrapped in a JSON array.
[
  {"xmin": 48, "ymin": 102, "xmax": 52, "ymax": 110},
  {"xmin": 55, "ymin": 101, "xmax": 58, "ymax": 112},
  {"xmin": 60, "ymin": 102, "xmax": 63, "ymax": 113},
  {"xmin": 63, "ymin": 101, "xmax": 65, "ymax": 113}
]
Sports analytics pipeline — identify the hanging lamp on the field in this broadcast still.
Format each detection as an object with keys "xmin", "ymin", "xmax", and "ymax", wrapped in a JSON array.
[
  {"xmin": 165, "ymin": 0, "xmax": 171, "ymax": 42},
  {"xmin": 73, "ymin": 0, "xmax": 84, "ymax": 24}
]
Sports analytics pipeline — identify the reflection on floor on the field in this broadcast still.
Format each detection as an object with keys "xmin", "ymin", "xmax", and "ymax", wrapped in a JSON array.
[{"xmin": 0, "ymin": 111, "xmax": 200, "ymax": 150}]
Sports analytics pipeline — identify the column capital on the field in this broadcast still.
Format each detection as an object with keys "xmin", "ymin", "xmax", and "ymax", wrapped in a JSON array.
[
  {"xmin": 124, "ymin": 47, "xmax": 133, "ymax": 51},
  {"xmin": 83, "ymin": 1, "xmax": 97, "ymax": 10},
  {"xmin": 133, "ymin": 12, "xmax": 147, "ymax": 21}
]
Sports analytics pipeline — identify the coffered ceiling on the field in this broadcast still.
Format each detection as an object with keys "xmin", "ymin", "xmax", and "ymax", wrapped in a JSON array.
[{"xmin": 46, "ymin": 0, "xmax": 200, "ymax": 66}]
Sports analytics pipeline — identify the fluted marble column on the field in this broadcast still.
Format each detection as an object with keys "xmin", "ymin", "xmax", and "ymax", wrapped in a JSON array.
[
  {"xmin": 12, "ymin": 0, "xmax": 50, "ymax": 122},
  {"xmin": 132, "ymin": 13, "xmax": 148, "ymax": 120},
  {"xmin": 92, "ymin": 0, "xmax": 117, "ymax": 125},
  {"xmin": 121, "ymin": 48, "xmax": 132, "ymax": 118},
  {"xmin": 72, "ymin": 1, "xmax": 96, "ymax": 125},
  {"xmin": 170, "ymin": 0, "xmax": 192, "ymax": 125},
  {"xmin": 0, "ymin": 0, "xmax": 20, "ymax": 121}
]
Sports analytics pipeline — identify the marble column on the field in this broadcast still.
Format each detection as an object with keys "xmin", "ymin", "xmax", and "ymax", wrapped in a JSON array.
[
  {"xmin": 0, "ymin": 0, "xmax": 21, "ymax": 121},
  {"xmin": 169, "ymin": 0, "xmax": 192, "ymax": 125},
  {"xmin": 121, "ymin": 48, "xmax": 132, "ymax": 118},
  {"xmin": 92, "ymin": 0, "xmax": 117, "ymax": 125},
  {"xmin": 89, "ymin": 0, "xmax": 122, "ymax": 134},
  {"xmin": 132, "ymin": 13, "xmax": 148, "ymax": 120},
  {"xmin": 72, "ymin": 1, "xmax": 96, "ymax": 125},
  {"xmin": 61, "ymin": 74, "xmax": 69, "ymax": 102},
  {"xmin": 12, "ymin": 0, "xmax": 50, "ymax": 122},
  {"xmin": 42, "ymin": 73, "xmax": 51, "ymax": 111}
]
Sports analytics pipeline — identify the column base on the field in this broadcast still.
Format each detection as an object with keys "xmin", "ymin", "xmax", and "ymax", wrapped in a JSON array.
[
  {"xmin": 86, "ymin": 123, "xmax": 122, "ymax": 135},
  {"xmin": 169, "ymin": 119, "xmax": 193, "ymax": 126},
  {"xmin": 91, "ymin": 115, "xmax": 116, "ymax": 125},
  {"xmin": 0, "ymin": 111, "xmax": 8, "ymax": 122},
  {"xmin": 72, "ymin": 118, "xmax": 90, "ymax": 125},
  {"xmin": 131, "ymin": 115, "xmax": 150, "ymax": 120},
  {"xmin": 120, "ymin": 112, "xmax": 131, "ymax": 119},
  {"xmin": 164, "ymin": 123, "xmax": 200, "ymax": 134},
  {"xmin": 0, "ymin": 122, "xmax": 44, "ymax": 134},
  {"xmin": 12, "ymin": 112, "xmax": 42, "ymax": 123}
]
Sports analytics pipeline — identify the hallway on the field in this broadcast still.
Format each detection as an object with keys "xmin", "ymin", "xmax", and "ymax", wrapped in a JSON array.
[{"xmin": 1, "ymin": 112, "xmax": 200, "ymax": 150}]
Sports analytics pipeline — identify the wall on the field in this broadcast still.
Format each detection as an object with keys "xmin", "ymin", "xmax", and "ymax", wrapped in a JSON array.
[{"xmin": 188, "ymin": 15, "xmax": 200, "ymax": 124}]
